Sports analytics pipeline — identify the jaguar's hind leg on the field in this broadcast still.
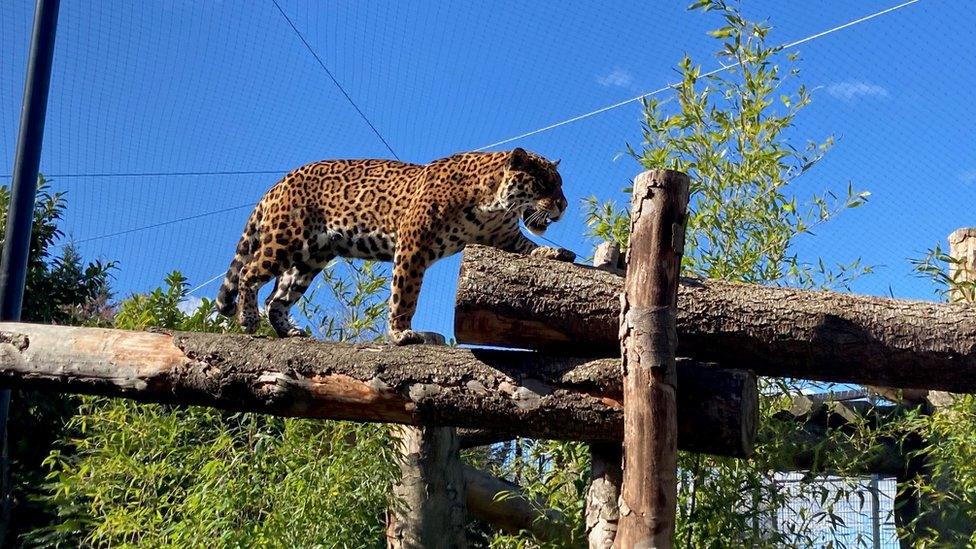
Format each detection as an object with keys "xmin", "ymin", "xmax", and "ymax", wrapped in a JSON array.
[
  {"xmin": 266, "ymin": 265, "xmax": 322, "ymax": 337},
  {"xmin": 237, "ymin": 259, "xmax": 278, "ymax": 334}
]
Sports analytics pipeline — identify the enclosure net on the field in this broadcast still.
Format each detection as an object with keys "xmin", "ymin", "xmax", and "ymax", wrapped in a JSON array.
[{"xmin": 1, "ymin": 1, "xmax": 971, "ymax": 543}]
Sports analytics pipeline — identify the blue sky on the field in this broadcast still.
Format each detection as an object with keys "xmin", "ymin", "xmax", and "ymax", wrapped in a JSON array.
[{"xmin": 2, "ymin": 1, "xmax": 974, "ymax": 339}]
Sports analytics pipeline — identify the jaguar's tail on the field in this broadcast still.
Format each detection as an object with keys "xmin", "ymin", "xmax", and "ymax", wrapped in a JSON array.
[{"xmin": 215, "ymin": 207, "xmax": 261, "ymax": 317}]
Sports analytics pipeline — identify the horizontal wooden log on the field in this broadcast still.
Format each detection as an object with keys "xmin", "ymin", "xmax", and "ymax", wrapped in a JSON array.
[
  {"xmin": 456, "ymin": 245, "xmax": 976, "ymax": 393},
  {"xmin": 0, "ymin": 323, "xmax": 756, "ymax": 457},
  {"xmin": 463, "ymin": 464, "xmax": 570, "ymax": 542},
  {"xmin": 769, "ymin": 397, "xmax": 907, "ymax": 477}
]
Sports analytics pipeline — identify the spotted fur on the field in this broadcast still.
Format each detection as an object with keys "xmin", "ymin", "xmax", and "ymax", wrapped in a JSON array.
[{"xmin": 215, "ymin": 148, "xmax": 574, "ymax": 345}]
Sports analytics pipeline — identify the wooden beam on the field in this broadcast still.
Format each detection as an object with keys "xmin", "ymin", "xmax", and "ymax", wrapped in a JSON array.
[
  {"xmin": 386, "ymin": 425, "xmax": 467, "ymax": 548},
  {"xmin": 455, "ymin": 246, "xmax": 976, "ymax": 393},
  {"xmin": 463, "ymin": 464, "xmax": 570, "ymax": 542},
  {"xmin": 949, "ymin": 227, "xmax": 976, "ymax": 303},
  {"xmin": 615, "ymin": 169, "xmax": 688, "ymax": 547},
  {"xmin": 0, "ymin": 323, "xmax": 756, "ymax": 457},
  {"xmin": 586, "ymin": 442, "xmax": 622, "ymax": 548}
]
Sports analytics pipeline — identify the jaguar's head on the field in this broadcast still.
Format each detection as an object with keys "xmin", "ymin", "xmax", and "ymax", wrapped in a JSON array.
[{"xmin": 501, "ymin": 147, "xmax": 567, "ymax": 236}]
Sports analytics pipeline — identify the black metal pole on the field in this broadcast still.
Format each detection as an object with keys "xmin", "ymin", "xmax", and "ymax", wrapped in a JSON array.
[{"xmin": 0, "ymin": 0, "xmax": 61, "ymax": 542}]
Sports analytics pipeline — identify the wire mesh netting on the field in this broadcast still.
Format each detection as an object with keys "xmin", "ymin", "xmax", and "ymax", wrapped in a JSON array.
[
  {"xmin": 771, "ymin": 474, "xmax": 900, "ymax": 549},
  {"xmin": 2, "ymin": 0, "xmax": 974, "ymax": 544},
  {"xmin": 4, "ymin": 1, "xmax": 973, "ymax": 337}
]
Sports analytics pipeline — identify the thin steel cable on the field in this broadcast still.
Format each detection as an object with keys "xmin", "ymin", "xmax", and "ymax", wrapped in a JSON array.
[
  {"xmin": 473, "ymin": 0, "xmax": 922, "ymax": 151},
  {"xmin": 0, "ymin": 169, "xmax": 287, "ymax": 179},
  {"xmin": 71, "ymin": 202, "xmax": 257, "ymax": 244},
  {"xmin": 270, "ymin": 0, "xmax": 399, "ymax": 160},
  {"xmin": 58, "ymin": 0, "xmax": 922, "ymax": 274}
]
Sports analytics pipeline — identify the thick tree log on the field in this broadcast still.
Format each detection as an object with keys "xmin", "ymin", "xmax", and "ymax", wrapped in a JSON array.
[
  {"xmin": 0, "ymin": 323, "xmax": 756, "ymax": 457},
  {"xmin": 615, "ymin": 169, "xmax": 688, "ymax": 547},
  {"xmin": 387, "ymin": 426, "xmax": 467, "ymax": 548},
  {"xmin": 586, "ymin": 443, "xmax": 622, "ymax": 548},
  {"xmin": 456, "ymin": 245, "xmax": 976, "ymax": 393}
]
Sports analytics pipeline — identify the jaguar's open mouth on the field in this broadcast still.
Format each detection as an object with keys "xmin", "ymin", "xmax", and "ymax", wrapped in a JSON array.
[{"xmin": 523, "ymin": 207, "xmax": 554, "ymax": 236}]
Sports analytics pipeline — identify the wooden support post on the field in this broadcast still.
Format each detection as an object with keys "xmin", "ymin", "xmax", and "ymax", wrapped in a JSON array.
[
  {"xmin": 594, "ymin": 241, "xmax": 625, "ymax": 275},
  {"xmin": 948, "ymin": 228, "xmax": 976, "ymax": 303},
  {"xmin": 387, "ymin": 333, "xmax": 467, "ymax": 549},
  {"xmin": 387, "ymin": 425, "xmax": 467, "ymax": 548},
  {"xmin": 586, "ymin": 244, "xmax": 624, "ymax": 549},
  {"xmin": 616, "ymin": 170, "xmax": 690, "ymax": 548},
  {"xmin": 586, "ymin": 442, "xmax": 623, "ymax": 548}
]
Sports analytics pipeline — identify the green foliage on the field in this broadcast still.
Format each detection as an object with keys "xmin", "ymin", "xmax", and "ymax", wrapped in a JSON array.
[
  {"xmin": 584, "ymin": 0, "xmax": 870, "ymax": 290},
  {"xmin": 0, "ymin": 175, "xmax": 115, "ymax": 325},
  {"xmin": 26, "ymin": 269, "xmax": 398, "ymax": 548},
  {"xmin": 485, "ymin": 440, "xmax": 589, "ymax": 548},
  {"xmin": 910, "ymin": 243, "xmax": 976, "ymax": 303},
  {"xmin": 1, "ymin": 176, "xmax": 115, "ymax": 546},
  {"xmin": 897, "ymin": 396, "xmax": 976, "ymax": 547},
  {"xmin": 298, "ymin": 259, "xmax": 389, "ymax": 342},
  {"xmin": 901, "ymin": 248, "xmax": 976, "ymax": 545}
]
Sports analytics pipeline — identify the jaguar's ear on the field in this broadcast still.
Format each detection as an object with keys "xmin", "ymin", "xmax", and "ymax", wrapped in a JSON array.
[
  {"xmin": 509, "ymin": 147, "xmax": 530, "ymax": 170},
  {"xmin": 553, "ymin": 159, "xmax": 561, "ymax": 169}
]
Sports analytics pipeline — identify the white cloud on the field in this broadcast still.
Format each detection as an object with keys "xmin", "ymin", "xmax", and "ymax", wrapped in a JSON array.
[
  {"xmin": 960, "ymin": 170, "xmax": 976, "ymax": 184},
  {"xmin": 178, "ymin": 296, "xmax": 204, "ymax": 315},
  {"xmin": 826, "ymin": 80, "xmax": 890, "ymax": 101},
  {"xmin": 597, "ymin": 68, "xmax": 634, "ymax": 88}
]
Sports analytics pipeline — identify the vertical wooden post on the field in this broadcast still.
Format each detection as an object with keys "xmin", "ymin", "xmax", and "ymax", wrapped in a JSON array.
[
  {"xmin": 948, "ymin": 228, "xmax": 976, "ymax": 303},
  {"xmin": 386, "ymin": 425, "xmax": 468, "ymax": 548},
  {"xmin": 386, "ymin": 333, "xmax": 467, "ymax": 549},
  {"xmin": 587, "ymin": 243, "xmax": 624, "ymax": 548},
  {"xmin": 594, "ymin": 241, "xmax": 625, "ymax": 275},
  {"xmin": 587, "ymin": 442, "xmax": 623, "ymax": 548},
  {"xmin": 615, "ymin": 170, "xmax": 690, "ymax": 548}
]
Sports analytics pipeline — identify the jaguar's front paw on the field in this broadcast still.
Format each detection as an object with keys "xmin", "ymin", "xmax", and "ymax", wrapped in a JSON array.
[
  {"xmin": 531, "ymin": 246, "xmax": 576, "ymax": 263},
  {"xmin": 285, "ymin": 326, "xmax": 312, "ymax": 338},
  {"xmin": 389, "ymin": 329, "xmax": 426, "ymax": 346}
]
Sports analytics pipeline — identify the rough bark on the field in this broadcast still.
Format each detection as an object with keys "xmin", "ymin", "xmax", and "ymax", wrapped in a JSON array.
[
  {"xmin": 0, "ymin": 323, "xmax": 755, "ymax": 457},
  {"xmin": 463, "ymin": 464, "xmax": 570, "ymax": 542},
  {"xmin": 586, "ymin": 443, "xmax": 622, "ymax": 548},
  {"xmin": 949, "ymin": 227, "xmax": 976, "ymax": 303},
  {"xmin": 615, "ymin": 169, "xmax": 688, "ymax": 548},
  {"xmin": 455, "ymin": 246, "xmax": 976, "ymax": 393},
  {"xmin": 586, "ymin": 243, "xmax": 624, "ymax": 549},
  {"xmin": 386, "ymin": 425, "xmax": 467, "ymax": 549},
  {"xmin": 387, "ymin": 330, "xmax": 467, "ymax": 548}
]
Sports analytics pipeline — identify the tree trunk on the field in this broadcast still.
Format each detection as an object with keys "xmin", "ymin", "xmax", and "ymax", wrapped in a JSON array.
[
  {"xmin": 386, "ymin": 425, "xmax": 467, "ymax": 549},
  {"xmin": 386, "ymin": 332, "xmax": 467, "ymax": 549},
  {"xmin": 586, "ymin": 243, "xmax": 624, "ymax": 549},
  {"xmin": 455, "ymin": 246, "xmax": 976, "ymax": 393},
  {"xmin": 0, "ymin": 323, "xmax": 756, "ymax": 457},
  {"xmin": 586, "ymin": 442, "xmax": 622, "ymax": 548},
  {"xmin": 615, "ymin": 169, "xmax": 688, "ymax": 548},
  {"xmin": 949, "ymin": 227, "xmax": 976, "ymax": 303}
]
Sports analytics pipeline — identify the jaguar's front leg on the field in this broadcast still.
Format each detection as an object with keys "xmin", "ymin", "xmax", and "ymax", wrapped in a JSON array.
[{"xmin": 388, "ymin": 246, "xmax": 430, "ymax": 346}]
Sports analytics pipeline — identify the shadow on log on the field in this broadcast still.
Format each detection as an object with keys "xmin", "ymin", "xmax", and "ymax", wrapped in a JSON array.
[
  {"xmin": 455, "ymin": 245, "xmax": 976, "ymax": 393},
  {"xmin": 0, "ymin": 323, "xmax": 756, "ymax": 457}
]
